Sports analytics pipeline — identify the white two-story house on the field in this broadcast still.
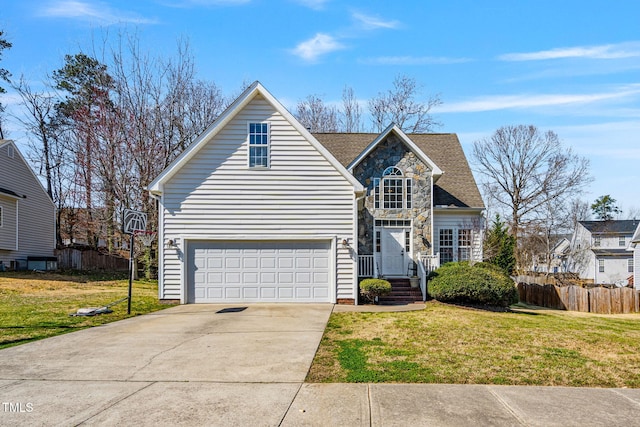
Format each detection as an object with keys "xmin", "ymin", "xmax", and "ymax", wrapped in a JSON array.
[
  {"xmin": 568, "ymin": 220, "xmax": 637, "ymax": 285},
  {"xmin": 148, "ymin": 82, "xmax": 484, "ymax": 304}
]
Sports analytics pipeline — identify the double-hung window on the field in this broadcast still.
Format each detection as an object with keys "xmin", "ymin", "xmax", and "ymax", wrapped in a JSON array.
[
  {"xmin": 458, "ymin": 229, "xmax": 472, "ymax": 261},
  {"xmin": 374, "ymin": 167, "xmax": 412, "ymax": 209},
  {"xmin": 598, "ymin": 259, "xmax": 605, "ymax": 273},
  {"xmin": 439, "ymin": 229, "xmax": 454, "ymax": 264},
  {"xmin": 629, "ymin": 259, "xmax": 634, "ymax": 273},
  {"xmin": 248, "ymin": 122, "xmax": 269, "ymax": 168},
  {"xmin": 619, "ymin": 236, "xmax": 626, "ymax": 247}
]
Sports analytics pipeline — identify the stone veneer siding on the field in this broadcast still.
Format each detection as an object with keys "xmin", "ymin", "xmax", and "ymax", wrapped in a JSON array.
[{"xmin": 352, "ymin": 134, "xmax": 433, "ymax": 256}]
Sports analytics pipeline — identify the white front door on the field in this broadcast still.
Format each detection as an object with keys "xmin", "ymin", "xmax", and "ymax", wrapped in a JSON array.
[{"xmin": 381, "ymin": 228, "xmax": 406, "ymax": 275}]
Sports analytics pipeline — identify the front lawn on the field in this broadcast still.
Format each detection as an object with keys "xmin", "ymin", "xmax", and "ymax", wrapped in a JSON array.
[
  {"xmin": 307, "ymin": 302, "xmax": 640, "ymax": 387},
  {"xmin": 0, "ymin": 271, "xmax": 175, "ymax": 349}
]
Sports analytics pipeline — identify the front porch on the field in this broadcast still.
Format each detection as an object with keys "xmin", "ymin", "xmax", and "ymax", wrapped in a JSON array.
[{"xmin": 358, "ymin": 253, "xmax": 440, "ymax": 303}]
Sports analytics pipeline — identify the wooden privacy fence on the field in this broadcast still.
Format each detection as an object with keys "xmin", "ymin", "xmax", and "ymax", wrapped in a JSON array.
[
  {"xmin": 56, "ymin": 248, "xmax": 129, "ymax": 271},
  {"xmin": 518, "ymin": 283, "xmax": 640, "ymax": 314}
]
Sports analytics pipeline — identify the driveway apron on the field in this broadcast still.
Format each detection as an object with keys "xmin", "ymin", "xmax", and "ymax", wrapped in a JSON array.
[{"xmin": 0, "ymin": 303, "xmax": 332, "ymax": 426}]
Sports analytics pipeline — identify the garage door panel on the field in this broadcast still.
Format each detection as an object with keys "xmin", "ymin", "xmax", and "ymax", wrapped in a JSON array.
[{"xmin": 188, "ymin": 240, "xmax": 331, "ymax": 303}]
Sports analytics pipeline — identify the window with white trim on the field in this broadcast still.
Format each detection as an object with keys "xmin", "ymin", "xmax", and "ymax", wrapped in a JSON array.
[
  {"xmin": 619, "ymin": 236, "xmax": 626, "ymax": 247},
  {"xmin": 373, "ymin": 167, "xmax": 412, "ymax": 210},
  {"xmin": 7, "ymin": 145, "xmax": 14, "ymax": 158},
  {"xmin": 439, "ymin": 229, "xmax": 454, "ymax": 264},
  {"xmin": 405, "ymin": 230, "xmax": 411, "ymax": 252},
  {"xmin": 598, "ymin": 259, "xmax": 604, "ymax": 273},
  {"xmin": 458, "ymin": 229, "xmax": 472, "ymax": 261},
  {"xmin": 629, "ymin": 258, "xmax": 634, "ymax": 273},
  {"xmin": 593, "ymin": 236, "xmax": 601, "ymax": 247},
  {"xmin": 373, "ymin": 178, "xmax": 380, "ymax": 209},
  {"xmin": 248, "ymin": 122, "xmax": 269, "ymax": 168},
  {"xmin": 375, "ymin": 230, "xmax": 381, "ymax": 252}
]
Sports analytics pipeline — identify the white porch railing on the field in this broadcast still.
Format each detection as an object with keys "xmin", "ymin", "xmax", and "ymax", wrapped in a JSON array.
[
  {"xmin": 358, "ymin": 255, "xmax": 375, "ymax": 278},
  {"xmin": 417, "ymin": 253, "xmax": 440, "ymax": 301}
]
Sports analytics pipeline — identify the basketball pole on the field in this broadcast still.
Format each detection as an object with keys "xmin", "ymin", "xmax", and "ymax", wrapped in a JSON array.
[{"xmin": 128, "ymin": 232, "xmax": 134, "ymax": 314}]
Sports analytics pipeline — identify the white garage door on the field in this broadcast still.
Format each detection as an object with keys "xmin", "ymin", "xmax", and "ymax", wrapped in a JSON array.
[{"xmin": 187, "ymin": 240, "xmax": 332, "ymax": 303}]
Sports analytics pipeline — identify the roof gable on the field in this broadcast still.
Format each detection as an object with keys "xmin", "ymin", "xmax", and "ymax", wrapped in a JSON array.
[
  {"xmin": 346, "ymin": 124, "xmax": 443, "ymax": 178},
  {"xmin": 628, "ymin": 222, "xmax": 640, "ymax": 246},
  {"xmin": 0, "ymin": 139, "xmax": 54, "ymax": 207},
  {"xmin": 313, "ymin": 132, "xmax": 484, "ymax": 209},
  {"xmin": 148, "ymin": 82, "xmax": 363, "ymax": 194}
]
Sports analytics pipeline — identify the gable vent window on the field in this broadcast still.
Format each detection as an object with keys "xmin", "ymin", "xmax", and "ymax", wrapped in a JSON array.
[
  {"xmin": 248, "ymin": 122, "xmax": 269, "ymax": 168},
  {"xmin": 7, "ymin": 145, "xmax": 14, "ymax": 159}
]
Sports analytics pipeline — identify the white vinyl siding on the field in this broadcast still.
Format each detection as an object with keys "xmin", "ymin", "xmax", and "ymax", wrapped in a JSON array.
[
  {"xmin": 0, "ymin": 142, "xmax": 55, "ymax": 265},
  {"xmin": 0, "ymin": 198, "xmax": 17, "ymax": 250},
  {"xmin": 635, "ymin": 247, "xmax": 640, "ymax": 290},
  {"xmin": 160, "ymin": 94, "xmax": 356, "ymax": 302},
  {"xmin": 433, "ymin": 213, "xmax": 483, "ymax": 263}
]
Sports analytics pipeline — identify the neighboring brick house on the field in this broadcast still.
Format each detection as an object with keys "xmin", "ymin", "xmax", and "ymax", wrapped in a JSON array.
[{"xmin": 568, "ymin": 220, "xmax": 638, "ymax": 285}]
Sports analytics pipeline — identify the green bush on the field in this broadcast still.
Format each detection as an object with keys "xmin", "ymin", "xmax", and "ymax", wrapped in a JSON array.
[
  {"xmin": 428, "ymin": 262, "xmax": 517, "ymax": 307},
  {"xmin": 359, "ymin": 278, "xmax": 392, "ymax": 303}
]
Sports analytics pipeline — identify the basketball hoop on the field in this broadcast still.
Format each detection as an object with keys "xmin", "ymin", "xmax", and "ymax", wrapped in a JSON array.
[{"xmin": 134, "ymin": 230, "xmax": 157, "ymax": 248}]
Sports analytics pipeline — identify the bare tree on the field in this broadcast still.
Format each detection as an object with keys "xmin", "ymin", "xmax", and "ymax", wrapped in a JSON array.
[
  {"xmin": 368, "ymin": 74, "xmax": 441, "ymax": 133},
  {"xmin": 340, "ymin": 86, "xmax": 362, "ymax": 132},
  {"xmin": 473, "ymin": 125, "xmax": 591, "ymax": 271},
  {"xmin": 12, "ymin": 76, "xmax": 57, "ymax": 198},
  {"xmin": 0, "ymin": 30, "xmax": 13, "ymax": 139},
  {"xmin": 295, "ymin": 94, "xmax": 339, "ymax": 132}
]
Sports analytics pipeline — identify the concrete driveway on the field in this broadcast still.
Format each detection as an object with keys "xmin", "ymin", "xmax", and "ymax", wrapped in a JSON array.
[{"xmin": 0, "ymin": 303, "xmax": 332, "ymax": 426}]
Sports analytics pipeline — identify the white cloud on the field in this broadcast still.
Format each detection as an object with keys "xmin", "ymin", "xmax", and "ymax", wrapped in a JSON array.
[
  {"xmin": 352, "ymin": 12, "xmax": 399, "ymax": 30},
  {"xmin": 436, "ymin": 86, "xmax": 640, "ymax": 113},
  {"xmin": 291, "ymin": 33, "xmax": 345, "ymax": 62},
  {"xmin": 292, "ymin": 0, "xmax": 329, "ymax": 10},
  {"xmin": 40, "ymin": 1, "xmax": 157, "ymax": 24},
  {"xmin": 164, "ymin": 0, "xmax": 251, "ymax": 7},
  {"xmin": 499, "ymin": 41, "xmax": 640, "ymax": 61},
  {"xmin": 360, "ymin": 56, "xmax": 471, "ymax": 65}
]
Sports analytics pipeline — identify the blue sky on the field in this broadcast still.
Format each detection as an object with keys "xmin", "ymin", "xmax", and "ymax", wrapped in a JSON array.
[{"xmin": 2, "ymin": 0, "xmax": 639, "ymax": 215}]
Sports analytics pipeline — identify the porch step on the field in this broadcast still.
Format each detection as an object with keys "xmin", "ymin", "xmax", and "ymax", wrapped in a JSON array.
[{"xmin": 378, "ymin": 278, "xmax": 424, "ymax": 305}]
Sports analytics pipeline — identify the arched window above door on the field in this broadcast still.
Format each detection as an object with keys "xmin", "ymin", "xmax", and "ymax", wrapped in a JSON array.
[{"xmin": 382, "ymin": 166, "xmax": 403, "ymax": 176}]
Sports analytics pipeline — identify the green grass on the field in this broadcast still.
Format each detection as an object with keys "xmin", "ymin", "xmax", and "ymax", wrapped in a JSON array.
[
  {"xmin": 307, "ymin": 302, "xmax": 640, "ymax": 387},
  {"xmin": 0, "ymin": 271, "xmax": 176, "ymax": 349}
]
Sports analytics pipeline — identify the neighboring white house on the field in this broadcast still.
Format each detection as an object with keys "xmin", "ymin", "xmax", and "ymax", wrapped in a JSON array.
[
  {"xmin": 630, "ymin": 222, "xmax": 640, "ymax": 290},
  {"xmin": 0, "ymin": 140, "xmax": 56, "ymax": 270},
  {"xmin": 568, "ymin": 220, "xmax": 637, "ymax": 285},
  {"xmin": 148, "ymin": 82, "xmax": 485, "ymax": 304}
]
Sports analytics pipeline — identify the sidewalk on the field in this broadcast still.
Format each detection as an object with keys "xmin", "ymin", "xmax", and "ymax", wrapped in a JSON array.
[{"xmin": 281, "ymin": 383, "xmax": 640, "ymax": 426}]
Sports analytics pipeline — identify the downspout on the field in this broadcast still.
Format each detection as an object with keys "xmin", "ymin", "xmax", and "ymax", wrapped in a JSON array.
[{"xmin": 430, "ymin": 173, "xmax": 434, "ymax": 256}]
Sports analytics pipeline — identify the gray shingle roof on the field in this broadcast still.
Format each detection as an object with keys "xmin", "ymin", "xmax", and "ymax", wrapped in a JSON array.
[
  {"xmin": 313, "ymin": 132, "xmax": 485, "ymax": 209},
  {"xmin": 580, "ymin": 220, "xmax": 640, "ymax": 234}
]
